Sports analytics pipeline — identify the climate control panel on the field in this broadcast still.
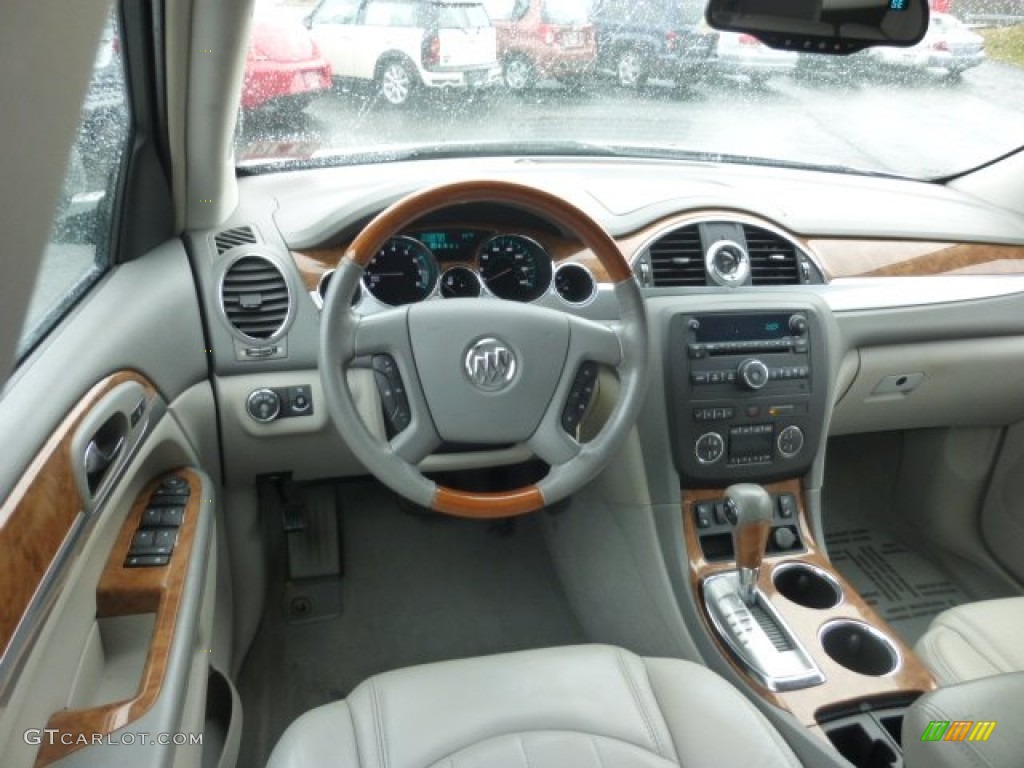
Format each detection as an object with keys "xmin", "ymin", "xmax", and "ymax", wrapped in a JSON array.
[{"xmin": 667, "ymin": 309, "xmax": 828, "ymax": 484}]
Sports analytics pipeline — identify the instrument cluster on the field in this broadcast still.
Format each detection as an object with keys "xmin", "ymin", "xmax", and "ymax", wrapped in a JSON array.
[{"xmin": 321, "ymin": 228, "xmax": 597, "ymax": 307}]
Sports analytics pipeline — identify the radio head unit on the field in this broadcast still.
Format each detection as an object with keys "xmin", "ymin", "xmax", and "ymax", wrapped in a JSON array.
[{"xmin": 667, "ymin": 309, "xmax": 827, "ymax": 485}]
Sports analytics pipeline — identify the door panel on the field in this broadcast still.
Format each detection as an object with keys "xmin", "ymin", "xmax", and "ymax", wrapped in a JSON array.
[
  {"xmin": 0, "ymin": 243, "xmax": 208, "ymax": 497},
  {"xmin": 0, "ymin": 242, "xmax": 223, "ymax": 767}
]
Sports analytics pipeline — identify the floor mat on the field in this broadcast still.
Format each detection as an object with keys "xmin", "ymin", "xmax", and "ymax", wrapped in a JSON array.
[
  {"xmin": 825, "ymin": 525, "xmax": 971, "ymax": 646},
  {"xmin": 237, "ymin": 481, "xmax": 585, "ymax": 767}
]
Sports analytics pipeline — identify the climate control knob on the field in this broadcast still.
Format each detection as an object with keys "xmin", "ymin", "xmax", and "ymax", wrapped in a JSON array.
[
  {"xmin": 737, "ymin": 358, "xmax": 770, "ymax": 391},
  {"xmin": 777, "ymin": 425, "xmax": 805, "ymax": 459},
  {"xmin": 246, "ymin": 388, "xmax": 281, "ymax": 423},
  {"xmin": 695, "ymin": 432, "xmax": 725, "ymax": 464}
]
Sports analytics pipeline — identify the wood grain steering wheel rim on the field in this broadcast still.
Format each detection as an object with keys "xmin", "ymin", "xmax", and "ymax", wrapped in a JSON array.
[{"xmin": 319, "ymin": 179, "xmax": 647, "ymax": 518}]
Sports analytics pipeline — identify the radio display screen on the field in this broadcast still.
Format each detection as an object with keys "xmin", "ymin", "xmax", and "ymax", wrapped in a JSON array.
[{"xmin": 695, "ymin": 314, "xmax": 791, "ymax": 343}]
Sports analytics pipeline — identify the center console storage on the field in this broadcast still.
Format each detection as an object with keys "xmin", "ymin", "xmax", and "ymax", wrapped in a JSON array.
[{"xmin": 818, "ymin": 699, "xmax": 915, "ymax": 768}]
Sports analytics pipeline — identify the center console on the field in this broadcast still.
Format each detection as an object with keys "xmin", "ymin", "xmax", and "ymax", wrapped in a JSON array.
[
  {"xmin": 666, "ymin": 306, "xmax": 937, "ymax": 768},
  {"xmin": 667, "ymin": 309, "xmax": 829, "ymax": 485}
]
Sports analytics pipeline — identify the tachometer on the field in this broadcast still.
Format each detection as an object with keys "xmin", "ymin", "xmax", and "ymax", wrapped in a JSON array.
[
  {"xmin": 363, "ymin": 236, "xmax": 439, "ymax": 306},
  {"xmin": 478, "ymin": 234, "xmax": 553, "ymax": 302}
]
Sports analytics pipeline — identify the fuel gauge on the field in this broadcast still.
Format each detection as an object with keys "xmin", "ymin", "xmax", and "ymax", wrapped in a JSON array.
[{"xmin": 439, "ymin": 266, "xmax": 481, "ymax": 298}]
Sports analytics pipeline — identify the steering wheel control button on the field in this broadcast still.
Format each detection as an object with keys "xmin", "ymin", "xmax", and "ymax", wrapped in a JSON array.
[
  {"xmin": 738, "ymin": 358, "xmax": 770, "ymax": 390},
  {"xmin": 372, "ymin": 354, "xmax": 412, "ymax": 434},
  {"xmin": 463, "ymin": 338, "xmax": 517, "ymax": 392},
  {"xmin": 561, "ymin": 361, "xmax": 600, "ymax": 434},
  {"xmin": 777, "ymin": 425, "xmax": 805, "ymax": 459},
  {"xmin": 695, "ymin": 432, "xmax": 726, "ymax": 464},
  {"xmin": 247, "ymin": 388, "xmax": 281, "ymax": 423}
]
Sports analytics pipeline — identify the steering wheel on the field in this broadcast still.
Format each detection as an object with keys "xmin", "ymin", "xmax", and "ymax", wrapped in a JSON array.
[{"xmin": 319, "ymin": 180, "xmax": 649, "ymax": 517}]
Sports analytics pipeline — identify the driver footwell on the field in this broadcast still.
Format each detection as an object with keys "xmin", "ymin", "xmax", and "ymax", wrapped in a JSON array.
[{"xmin": 236, "ymin": 479, "xmax": 585, "ymax": 767}]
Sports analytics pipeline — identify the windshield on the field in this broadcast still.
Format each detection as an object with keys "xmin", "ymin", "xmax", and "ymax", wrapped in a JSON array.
[
  {"xmin": 237, "ymin": 0, "xmax": 1024, "ymax": 179},
  {"xmin": 542, "ymin": 0, "xmax": 591, "ymax": 25}
]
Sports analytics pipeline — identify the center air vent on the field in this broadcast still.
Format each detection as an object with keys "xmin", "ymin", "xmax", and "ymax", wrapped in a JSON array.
[
  {"xmin": 647, "ymin": 224, "xmax": 706, "ymax": 287},
  {"xmin": 221, "ymin": 255, "xmax": 291, "ymax": 341},
  {"xmin": 214, "ymin": 225, "xmax": 259, "ymax": 255},
  {"xmin": 744, "ymin": 225, "xmax": 800, "ymax": 285},
  {"xmin": 640, "ymin": 220, "xmax": 819, "ymax": 287}
]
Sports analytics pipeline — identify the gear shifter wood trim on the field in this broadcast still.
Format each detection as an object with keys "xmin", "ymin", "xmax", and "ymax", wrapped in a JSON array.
[{"xmin": 683, "ymin": 478, "xmax": 936, "ymax": 729}]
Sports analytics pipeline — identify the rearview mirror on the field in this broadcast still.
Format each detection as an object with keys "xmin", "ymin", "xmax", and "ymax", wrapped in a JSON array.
[{"xmin": 705, "ymin": 0, "xmax": 930, "ymax": 54}]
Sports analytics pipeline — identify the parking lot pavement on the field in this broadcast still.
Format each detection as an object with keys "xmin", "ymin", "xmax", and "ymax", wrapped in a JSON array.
[{"xmin": 240, "ymin": 59, "xmax": 1024, "ymax": 179}]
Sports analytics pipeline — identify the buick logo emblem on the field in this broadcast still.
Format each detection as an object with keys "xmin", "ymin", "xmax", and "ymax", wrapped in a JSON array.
[{"xmin": 464, "ymin": 338, "xmax": 517, "ymax": 392}]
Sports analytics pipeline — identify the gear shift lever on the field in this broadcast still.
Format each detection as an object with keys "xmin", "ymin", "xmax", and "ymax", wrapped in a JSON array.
[{"xmin": 724, "ymin": 484, "xmax": 773, "ymax": 605}]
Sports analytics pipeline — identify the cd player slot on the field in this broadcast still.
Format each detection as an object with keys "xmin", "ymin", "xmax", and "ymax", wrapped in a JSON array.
[{"xmin": 689, "ymin": 339, "xmax": 807, "ymax": 358}]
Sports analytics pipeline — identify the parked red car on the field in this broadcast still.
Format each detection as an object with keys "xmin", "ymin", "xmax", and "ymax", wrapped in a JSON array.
[
  {"xmin": 241, "ymin": 15, "xmax": 332, "ymax": 112},
  {"xmin": 485, "ymin": 0, "xmax": 596, "ymax": 90}
]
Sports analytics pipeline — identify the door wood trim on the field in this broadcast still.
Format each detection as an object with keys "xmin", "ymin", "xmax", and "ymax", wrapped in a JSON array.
[
  {"xmin": 0, "ymin": 371, "xmax": 156, "ymax": 667},
  {"xmin": 35, "ymin": 470, "xmax": 202, "ymax": 766}
]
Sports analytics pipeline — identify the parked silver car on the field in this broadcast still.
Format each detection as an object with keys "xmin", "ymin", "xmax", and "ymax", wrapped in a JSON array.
[
  {"xmin": 711, "ymin": 30, "xmax": 797, "ymax": 84},
  {"xmin": 869, "ymin": 13, "xmax": 985, "ymax": 78}
]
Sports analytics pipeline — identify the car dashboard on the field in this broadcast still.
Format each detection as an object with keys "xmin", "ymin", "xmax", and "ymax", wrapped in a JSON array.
[{"xmin": 187, "ymin": 156, "xmax": 1024, "ymax": 491}]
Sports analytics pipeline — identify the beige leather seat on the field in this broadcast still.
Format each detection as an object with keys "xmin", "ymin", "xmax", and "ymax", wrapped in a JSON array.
[
  {"xmin": 915, "ymin": 597, "xmax": 1024, "ymax": 685},
  {"xmin": 266, "ymin": 644, "xmax": 800, "ymax": 768}
]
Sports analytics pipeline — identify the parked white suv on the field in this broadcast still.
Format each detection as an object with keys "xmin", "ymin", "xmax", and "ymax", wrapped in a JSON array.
[{"xmin": 306, "ymin": 0, "xmax": 502, "ymax": 105}]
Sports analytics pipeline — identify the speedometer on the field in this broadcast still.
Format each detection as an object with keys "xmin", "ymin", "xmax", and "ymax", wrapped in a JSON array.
[
  {"xmin": 363, "ymin": 236, "xmax": 439, "ymax": 306},
  {"xmin": 478, "ymin": 235, "xmax": 553, "ymax": 302}
]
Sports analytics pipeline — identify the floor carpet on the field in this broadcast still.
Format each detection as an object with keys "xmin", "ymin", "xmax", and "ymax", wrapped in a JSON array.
[{"xmin": 236, "ymin": 480, "xmax": 585, "ymax": 767}]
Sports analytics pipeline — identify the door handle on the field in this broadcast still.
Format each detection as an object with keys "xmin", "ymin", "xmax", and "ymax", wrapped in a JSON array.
[{"xmin": 83, "ymin": 415, "xmax": 127, "ymax": 495}]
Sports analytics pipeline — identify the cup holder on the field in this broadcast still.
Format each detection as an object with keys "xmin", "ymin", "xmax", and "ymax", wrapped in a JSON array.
[
  {"xmin": 820, "ymin": 620, "xmax": 900, "ymax": 677},
  {"xmin": 773, "ymin": 562, "xmax": 843, "ymax": 609}
]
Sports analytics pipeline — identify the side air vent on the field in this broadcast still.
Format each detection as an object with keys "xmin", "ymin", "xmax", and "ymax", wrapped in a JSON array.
[
  {"xmin": 647, "ymin": 225, "xmax": 706, "ymax": 287},
  {"xmin": 744, "ymin": 225, "xmax": 800, "ymax": 285},
  {"xmin": 221, "ymin": 255, "xmax": 291, "ymax": 340},
  {"xmin": 214, "ymin": 225, "xmax": 259, "ymax": 255}
]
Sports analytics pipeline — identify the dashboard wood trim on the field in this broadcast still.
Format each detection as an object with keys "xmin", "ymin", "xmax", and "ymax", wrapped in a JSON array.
[
  {"xmin": 292, "ymin": 204, "xmax": 1024, "ymax": 292},
  {"xmin": 683, "ymin": 480, "xmax": 936, "ymax": 728},
  {"xmin": 0, "ymin": 371, "xmax": 156, "ymax": 667},
  {"xmin": 808, "ymin": 240, "xmax": 1024, "ymax": 279},
  {"xmin": 35, "ymin": 470, "xmax": 201, "ymax": 767}
]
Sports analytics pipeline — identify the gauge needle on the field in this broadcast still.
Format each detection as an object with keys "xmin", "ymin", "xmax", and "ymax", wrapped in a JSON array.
[
  {"xmin": 489, "ymin": 267, "xmax": 514, "ymax": 281},
  {"xmin": 373, "ymin": 272, "xmax": 407, "ymax": 277}
]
